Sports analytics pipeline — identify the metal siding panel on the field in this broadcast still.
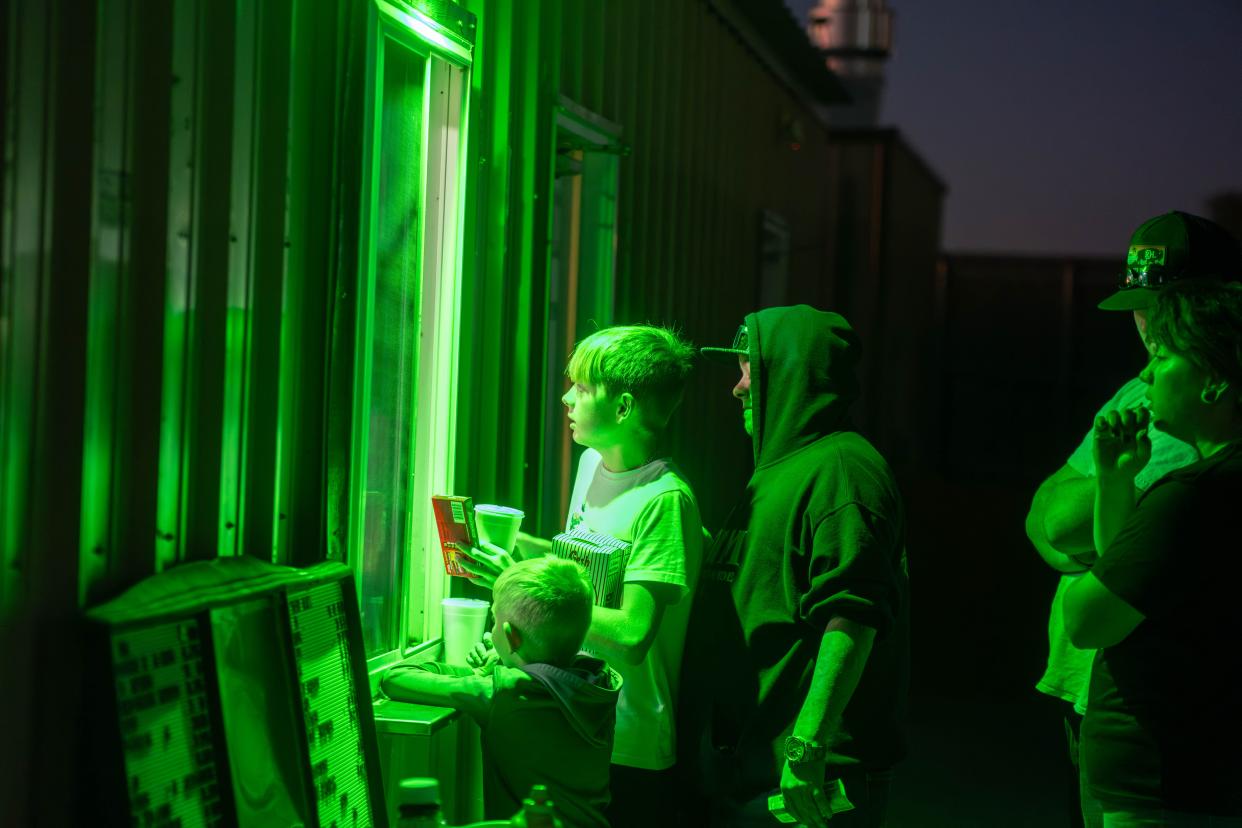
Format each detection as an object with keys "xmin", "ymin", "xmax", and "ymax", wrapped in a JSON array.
[
  {"xmin": 1, "ymin": 0, "xmax": 53, "ymax": 615},
  {"xmin": 581, "ymin": 1, "xmax": 605, "ymax": 116},
  {"xmin": 3, "ymin": 2, "xmax": 96, "ymax": 824},
  {"xmin": 80, "ymin": 0, "xmax": 175, "ymax": 603},
  {"xmin": 559, "ymin": 0, "xmax": 581, "ymax": 104},
  {"xmin": 275, "ymin": 0, "xmax": 338, "ymax": 566},
  {"xmin": 181, "ymin": 0, "xmax": 234, "ymax": 561},
  {"xmin": 239, "ymin": 0, "xmax": 293, "ymax": 561}
]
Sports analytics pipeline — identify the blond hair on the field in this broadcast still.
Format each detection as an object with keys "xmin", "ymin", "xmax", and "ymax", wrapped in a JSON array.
[
  {"xmin": 493, "ymin": 557, "xmax": 594, "ymax": 666},
  {"xmin": 565, "ymin": 324, "xmax": 696, "ymax": 429}
]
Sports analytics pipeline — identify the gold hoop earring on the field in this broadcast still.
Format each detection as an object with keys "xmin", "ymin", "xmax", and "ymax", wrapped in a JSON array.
[{"xmin": 1201, "ymin": 388, "xmax": 1221, "ymax": 405}]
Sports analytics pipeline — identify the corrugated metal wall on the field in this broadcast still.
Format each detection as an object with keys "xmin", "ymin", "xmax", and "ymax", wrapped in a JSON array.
[
  {"xmin": 830, "ymin": 129, "xmax": 946, "ymax": 474},
  {"xmin": 1, "ymin": 0, "xmax": 364, "ymax": 820},
  {"xmin": 457, "ymin": 0, "xmax": 851, "ymax": 528}
]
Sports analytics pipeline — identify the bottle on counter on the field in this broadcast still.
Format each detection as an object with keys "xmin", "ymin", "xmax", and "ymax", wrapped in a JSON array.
[
  {"xmin": 511, "ymin": 784, "xmax": 563, "ymax": 828},
  {"xmin": 396, "ymin": 777, "xmax": 447, "ymax": 828}
]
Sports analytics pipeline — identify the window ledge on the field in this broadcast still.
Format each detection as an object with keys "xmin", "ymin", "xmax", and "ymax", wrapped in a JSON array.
[{"xmin": 371, "ymin": 697, "xmax": 458, "ymax": 736}]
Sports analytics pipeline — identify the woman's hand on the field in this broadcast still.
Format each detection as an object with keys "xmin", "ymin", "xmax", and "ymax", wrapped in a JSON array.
[
  {"xmin": 455, "ymin": 540, "xmax": 515, "ymax": 589},
  {"xmin": 1092, "ymin": 407, "xmax": 1152, "ymax": 480}
]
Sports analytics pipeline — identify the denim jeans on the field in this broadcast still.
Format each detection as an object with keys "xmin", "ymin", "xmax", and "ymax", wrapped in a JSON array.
[{"xmin": 1066, "ymin": 709, "xmax": 1105, "ymax": 828}]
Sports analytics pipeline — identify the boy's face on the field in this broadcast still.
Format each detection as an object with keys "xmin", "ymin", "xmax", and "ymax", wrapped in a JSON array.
[
  {"xmin": 562, "ymin": 379, "xmax": 625, "ymax": 448},
  {"xmin": 1138, "ymin": 343, "xmax": 1213, "ymax": 443}
]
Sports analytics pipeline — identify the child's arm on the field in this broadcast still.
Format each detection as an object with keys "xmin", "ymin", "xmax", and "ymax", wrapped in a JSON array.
[
  {"xmin": 380, "ymin": 662, "xmax": 493, "ymax": 719},
  {"xmin": 514, "ymin": 531, "xmax": 552, "ymax": 559},
  {"xmin": 585, "ymin": 491, "xmax": 696, "ymax": 664},
  {"xmin": 584, "ymin": 581, "xmax": 678, "ymax": 665},
  {"xmin": 457, "ymin": 532, "xmax": 554, "ymax": 588}
]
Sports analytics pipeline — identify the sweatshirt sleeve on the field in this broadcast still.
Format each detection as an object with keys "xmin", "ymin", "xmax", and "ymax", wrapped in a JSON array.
[
  {"xmin": 381, "ymin": 661, "xmax": 496, "ymax": 724},
  {"xmin": 799, "ymin": 503, "xmax": 902, "ymax": 637}
]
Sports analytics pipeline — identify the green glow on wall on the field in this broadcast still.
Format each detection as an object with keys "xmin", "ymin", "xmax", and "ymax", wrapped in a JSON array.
[
  {"xmin": 217, "ymin": 307, "xmax": 249, "ymax": 557},
  {"xmin": 155, "ymin": 312, "xmax": 188, "ymax": 571},
  {"xmin": 78, "ymin": 241, "xmax": 121, "ymax": 602}
]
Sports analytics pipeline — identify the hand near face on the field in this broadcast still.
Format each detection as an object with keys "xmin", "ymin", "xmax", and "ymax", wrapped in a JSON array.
[
  {"xmin": 1092, "ymin": 407, "xmax": 1152, "ymax": 480},
  {"xmin": 468, "ymin": 631, "xmax": 499, "ymax": 675},
  {"xmin": 454, "ymin": 540, "xmax": 515, "ymax": 590}
]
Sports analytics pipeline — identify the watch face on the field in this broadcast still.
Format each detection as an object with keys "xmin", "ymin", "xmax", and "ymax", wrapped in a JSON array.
[{"xmin": 786, "ymin": 739, "xmax": 805, "ymax": 762}]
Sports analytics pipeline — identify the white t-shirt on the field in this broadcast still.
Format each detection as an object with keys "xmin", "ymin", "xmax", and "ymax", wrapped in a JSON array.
[
  {"xmin": 1036, "ymin": 377, "xmax": 1198, "ymax": 712},
  {"xmin": 565, "ymin": 448, "xmax": 703, "ymax": 770}
]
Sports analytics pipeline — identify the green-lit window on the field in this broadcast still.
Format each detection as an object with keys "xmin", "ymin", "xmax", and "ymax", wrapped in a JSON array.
[
  {"xmin": 351, "ymin": 1, "xmax": 472, "ymax": 666},
  {"xmin": 532, "ymin": 100, "xmax": 623, "ymax": 537}
]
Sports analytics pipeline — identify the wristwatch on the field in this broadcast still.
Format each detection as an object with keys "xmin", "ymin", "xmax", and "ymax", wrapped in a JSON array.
[{"xmin": 783, "ymin": 735, "xmax": 827, "ymax": 765}]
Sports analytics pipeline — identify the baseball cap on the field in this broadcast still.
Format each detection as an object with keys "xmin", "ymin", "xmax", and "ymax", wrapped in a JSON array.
[
  {"xmin": 701, "ymin": 323, "xmax": 749, "ymax": 363},
  {"xmin": 1098, "ymin": 211, "xmax": 1242, "ymax": 310}
]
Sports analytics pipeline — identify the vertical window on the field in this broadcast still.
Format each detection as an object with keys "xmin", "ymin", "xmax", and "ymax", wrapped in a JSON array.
[
  {"xmin": 351, "ymin": 2, "xmax": 472, "ymax": 664},
  {"xmin": 532, "ymin": 100, "xmax": 623, "ymax": 538}
]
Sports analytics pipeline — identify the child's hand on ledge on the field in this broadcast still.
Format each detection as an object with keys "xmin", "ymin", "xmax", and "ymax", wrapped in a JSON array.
[{"xmin": 468, "ymin": 632, "xmax": 499, "ymax": 676}]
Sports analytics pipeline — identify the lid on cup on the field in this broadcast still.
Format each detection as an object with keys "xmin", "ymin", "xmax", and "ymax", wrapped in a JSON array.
[
  {"xmin": 441, "ymin": 597, "xmax": 490, "ymax": 608},
  {"xmin": 474, "ymin": 503, "xmax": 524, "ymax": 517},
  {"xmin": 398, "ymin": 777, "xmax": 441, "ymax": 807}
]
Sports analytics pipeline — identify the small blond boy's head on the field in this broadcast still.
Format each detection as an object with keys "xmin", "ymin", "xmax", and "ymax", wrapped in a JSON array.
[
  {"xmin": 565, "ymin": 324, "xmax": 696, "ymax": 431},
  {"xmin": 492, "ymin": 557, "xmax": 594, "ymax": 667}
]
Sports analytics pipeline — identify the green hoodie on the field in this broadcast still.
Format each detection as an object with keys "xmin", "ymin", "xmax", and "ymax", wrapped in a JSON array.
[
  {"xmin": 680, "ymin": 305, "xmax": 910, "ymax": 803},
  {"xmin": 394, "ymin": 655, "xmax": 621, "ymax": 826}
]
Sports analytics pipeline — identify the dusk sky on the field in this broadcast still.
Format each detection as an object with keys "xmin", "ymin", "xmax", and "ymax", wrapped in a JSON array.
[{"xmin": 786, "ymin": 0, "xmax": 1242, "ymax": 256}]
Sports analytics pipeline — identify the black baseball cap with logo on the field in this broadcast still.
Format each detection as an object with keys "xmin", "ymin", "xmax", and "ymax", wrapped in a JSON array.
[
  {"xmin": 701, "ymin": 323, "xmax": 749, "ymax": 363},
  {"xmin": 1099, "ymin": 211, "xmax": 1242, "ymax": 311}
]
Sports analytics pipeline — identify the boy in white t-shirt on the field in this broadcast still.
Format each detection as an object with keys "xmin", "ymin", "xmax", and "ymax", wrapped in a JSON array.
[{"xmin": 461, "ymin": 324, "xmax": 703, "ymax": 828}]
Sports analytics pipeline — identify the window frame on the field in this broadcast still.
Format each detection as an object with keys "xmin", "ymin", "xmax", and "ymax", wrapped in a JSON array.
[
  {"xmin": 350, "ymin": 0, "xmax": 473, "ymax": 677},
  {"xmin": 531, "ymin": 99, "xmax": 625, "ymax": 539}
]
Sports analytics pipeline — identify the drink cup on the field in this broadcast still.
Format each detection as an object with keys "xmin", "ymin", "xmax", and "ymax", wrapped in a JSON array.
[
  {"xmin": 441, "ymin": 598, "xmax": 490, "ymax": 665},
  {"xmin": 474, "ymin": 504, "xmax": 524, "ymax": 555}
]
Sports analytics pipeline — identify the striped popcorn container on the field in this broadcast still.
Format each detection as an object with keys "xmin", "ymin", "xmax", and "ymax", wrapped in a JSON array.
[{"xmin": 549, "ymin": 529, "xmax": 631, "ymax": 609}]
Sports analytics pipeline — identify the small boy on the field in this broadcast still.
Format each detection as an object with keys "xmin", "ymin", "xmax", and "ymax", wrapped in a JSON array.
[
  {"xmin": 461, "ymin": 324, "xmax": 704, "ymax": 828},
  {"xmin": 381, "ymin": 557, "xmax": 620, "ymax": 827}
]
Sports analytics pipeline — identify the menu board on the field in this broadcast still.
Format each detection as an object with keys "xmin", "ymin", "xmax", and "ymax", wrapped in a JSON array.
[
  {"xmin": 87, "ymin": 557, "xmax": 386, "ymax": 827},
  {"xmin": 111, "ymin": 618, "xmax": 226, "ymax": 827},
  {"xmin": 288, "ymin": 581, "xmax": 374, "ymax": 828}
]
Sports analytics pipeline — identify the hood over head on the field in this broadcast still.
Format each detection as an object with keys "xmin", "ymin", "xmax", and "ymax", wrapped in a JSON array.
[
  {"xmin": 745, "ymin": 305, "xmax": 860, "ymax": 468},
  {"xmin": 521, "ymin": 655, "xmax": 621, "ymax": 749}
]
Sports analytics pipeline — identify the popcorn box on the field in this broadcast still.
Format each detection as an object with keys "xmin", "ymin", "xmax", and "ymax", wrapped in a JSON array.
[
  {"xmin": 550, "ymin": 529, "xmax": 631, "ymax": 609},
  {"xmin": 431, "ymin": 495, "xmax": 479, "ymax": 578}
]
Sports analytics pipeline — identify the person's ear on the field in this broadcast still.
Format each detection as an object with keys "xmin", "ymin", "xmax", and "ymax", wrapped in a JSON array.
[
  {"xmin": 502, "ymin": 620, "xmax": 522, "ymax": 653},
  {"xmin": 616, "ymin": 392, "xmax": 636, "ymax": 423},
  {"xmin": 1202, "ymin": 372, "xmax": 1232, "ymax": 404},
  {"xmin": 1201, "ymin": 378, "xmax": 1229, "ymax": 405}
]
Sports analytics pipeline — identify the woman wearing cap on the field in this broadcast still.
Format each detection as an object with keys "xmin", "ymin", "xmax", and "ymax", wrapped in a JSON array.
[{"xmin": 1063, "ymin": 280, "xmax": 1242, "ymax": 826}]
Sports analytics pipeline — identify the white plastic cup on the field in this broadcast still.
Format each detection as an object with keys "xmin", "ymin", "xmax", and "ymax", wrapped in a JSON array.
[
  {"xmin": 441, "ymin": 598, "xmax": 490, "ymax": 665},
  {"xmin": 474, "ymin": 504, "xmax": 524, "ymax": 555}
]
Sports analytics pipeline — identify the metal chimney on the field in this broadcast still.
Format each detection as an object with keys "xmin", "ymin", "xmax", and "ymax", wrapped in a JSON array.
[{"xmin": 807, "ymin": 0, "xmax": 895, "ymax": 126}]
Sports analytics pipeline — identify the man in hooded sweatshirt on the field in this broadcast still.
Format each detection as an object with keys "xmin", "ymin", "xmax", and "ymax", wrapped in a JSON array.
[{"xmin": 680, "ymin": 305, "xmax": 909, "ymax": 828}]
